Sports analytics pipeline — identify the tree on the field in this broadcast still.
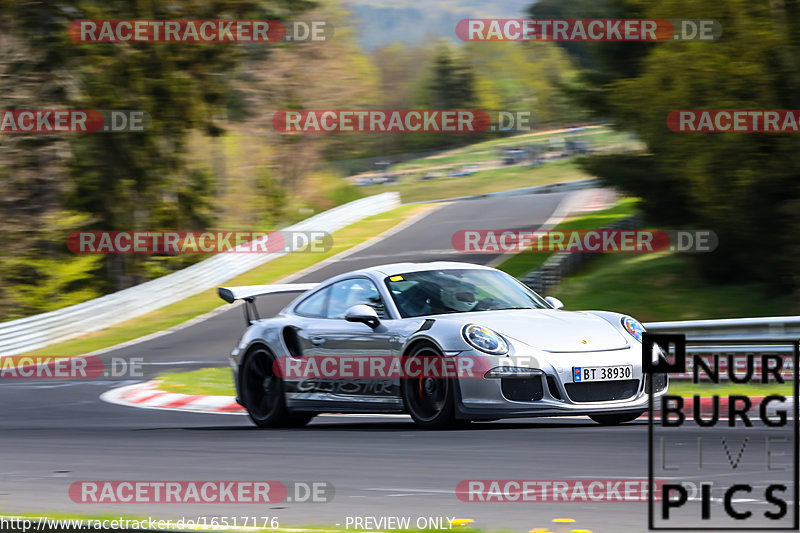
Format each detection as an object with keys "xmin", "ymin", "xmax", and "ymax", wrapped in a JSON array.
[
  {"xmin": 0, "ymin": 0, "xmax": 317, "ymax": 319},
  {"xmin": 537, "ymin": 0, "xmax": 800, "ymax": 290}
]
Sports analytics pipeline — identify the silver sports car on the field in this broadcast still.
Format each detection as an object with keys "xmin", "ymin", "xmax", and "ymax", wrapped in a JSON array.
[{"xmin": 218, "ymin": 261, "xmax": 667, "ymax": 429}]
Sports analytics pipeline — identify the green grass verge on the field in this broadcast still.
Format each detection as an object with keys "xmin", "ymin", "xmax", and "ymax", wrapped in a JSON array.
[
  {"xmin": 155, "ymin": 368, "xmax": 795, "ymax": 399},
  {"xmin": 496, "ymin": 197, "xmax": 639, "ymax": 278},
  {"xmin": 157, "ymin": 367, "xmax": 235, "ymax": 396},
  {"xmin": 548, "ymin": 251, "xmax": 799, "ymax": 322},
  {"xmin": 20, "ymin": 204, "xmax": 431, "ymax": 359},
  {"xmin": 669, "ymin": 381, "xmax": 794, "ymax": 397}
]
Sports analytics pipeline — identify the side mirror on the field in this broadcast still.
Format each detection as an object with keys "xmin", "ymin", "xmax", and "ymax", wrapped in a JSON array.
[
  {"xmin": 344, "ymin": 304, "xmax": 380, "ymax": 328},
  {"xmin": 545, "ymin": 296, "xmax": 564, "ymax": 310}
]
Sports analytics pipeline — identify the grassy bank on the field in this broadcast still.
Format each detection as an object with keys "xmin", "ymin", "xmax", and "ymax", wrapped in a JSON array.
[
  {"xmin": 548, "ymin": 252, "xmax": 798, "ymax": 322},
  {"xmin": 496, "ymin": 197, "xmax": 639, "ymax": 278},
  {"xmin": 356, "ymin": 126, "xmax": 642, "ymax": 204},
  {"xmin": 361, "ymin": 159, "xmax": 590, "ymax": 204}
]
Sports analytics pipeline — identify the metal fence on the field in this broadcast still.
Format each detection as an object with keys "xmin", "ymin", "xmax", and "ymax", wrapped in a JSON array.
[
  {"xmin": 0, "ymin": 192, "xmax": 400, "ymax": 357},
  {"xmin": 521, "ymin": 213, "xmax": 642, "ymax": 293},
  {"xmin": 645, "ymin": 318, "xmax": 800, "ymax": 380},
  {"xmin": 645, "ymin": 316, "xmax": 800, "ymax": 341}
]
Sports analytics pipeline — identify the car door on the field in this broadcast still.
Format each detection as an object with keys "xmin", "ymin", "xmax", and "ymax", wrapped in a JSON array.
[
  {"xmin": 284, "ymin": 284, "xmax": 352, "ymax": 407},
  {"xmin": 313, "ymin": 277, "xmax": 403, "ymax": 410},
  {"xmin": 291, "ymin": 284, "xmax": 332, "ymax": 358}
]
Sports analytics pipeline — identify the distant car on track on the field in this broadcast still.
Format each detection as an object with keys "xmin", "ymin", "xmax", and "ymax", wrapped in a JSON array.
[{"xmin": 218, "ymin": 262, "xmax": 667, "ymax": 429}]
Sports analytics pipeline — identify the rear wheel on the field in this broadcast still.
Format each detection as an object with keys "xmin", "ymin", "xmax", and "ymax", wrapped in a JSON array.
[
  {"xmin": 589, "ymin": 411, "xmax": 644, "ymax": 425},
  {"xmin": 401, "ymin": 343, "xmax": 457, "ymax": 429},
  {"xmin": 240, "ymin": 347, "xmax": 315, "ymax": 428}
]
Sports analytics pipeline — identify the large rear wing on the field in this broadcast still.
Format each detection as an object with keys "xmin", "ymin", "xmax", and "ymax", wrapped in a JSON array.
[{"xmin": 218, "ymin": 283, "xmax": 318, "ymax": 325}]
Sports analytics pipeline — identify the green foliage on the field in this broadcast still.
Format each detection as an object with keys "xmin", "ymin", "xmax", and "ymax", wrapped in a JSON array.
[
  {"xmin": 329, "ymin": 181, "xmax": 365, "ymax": 206},
  {"xmin": 255, "ymin": 169, "xmax": 288, "ymax": 228},
  {"xmin": 0, "ymin": 212, "xmax": 103, "ymax": 320},
  {"xmin": 465, "ymin": 41, "xmax": 585, "ymax": 125},
  {"xmin": 423, "ymin": 45, "xmax": 478, "ymax": 109},
  {"xmin": 548, "ymin": 0, "xmax": 800, "ymax": 290},
  {"xmin": 343, "ymin": 38, "xmax": 585, "ymax": 159},
  {"xmin": 0, "ymin": 0, "xmax": 321, "ymax": 318}
]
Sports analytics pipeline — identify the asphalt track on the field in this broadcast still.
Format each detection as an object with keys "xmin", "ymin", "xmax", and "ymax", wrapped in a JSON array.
[{"xmin": 1, "ymin": 191, "xmax": 794, "ymax": 533}]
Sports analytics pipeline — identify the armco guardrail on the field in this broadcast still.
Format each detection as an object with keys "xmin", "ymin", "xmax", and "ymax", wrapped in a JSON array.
[
  {"xmin": 645, "ymin": 317, "xmax": 800, "ymax": 380},
  {"xmin": 522, "ymin": 212, "xmax": 641, "ymax": 294},
  {"xmin": 0, "ymin": 192, "xmax": 400, "ymax": 357},
  {"xmin": 644, "ymin": 316, "xmax": 800, "ymax": 342}
]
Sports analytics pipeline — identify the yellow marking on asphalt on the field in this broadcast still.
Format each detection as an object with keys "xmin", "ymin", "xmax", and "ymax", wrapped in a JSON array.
[
  {"xmin": 451, "ymin": 519, "xmax": 474, "ymax": 527},
  {"xmin": 552, "ymin": 519, "xmax": 576, "ymax": 523}
]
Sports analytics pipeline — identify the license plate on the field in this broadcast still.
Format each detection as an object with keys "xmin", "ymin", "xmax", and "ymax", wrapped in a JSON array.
[{"xmin": 573, "ymin": 365, "xmax": 632, "ymax": 382}]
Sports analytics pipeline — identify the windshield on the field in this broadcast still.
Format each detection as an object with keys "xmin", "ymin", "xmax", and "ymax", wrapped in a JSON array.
[{"xmin": 385, "ymin": 268, "xmax": 550, "ymax": 318}]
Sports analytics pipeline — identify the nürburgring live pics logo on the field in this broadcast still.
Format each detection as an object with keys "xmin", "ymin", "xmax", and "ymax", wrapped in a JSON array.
[{"xmin": 645, "ymin": 333, "xmax": 799, "ymax": 530}]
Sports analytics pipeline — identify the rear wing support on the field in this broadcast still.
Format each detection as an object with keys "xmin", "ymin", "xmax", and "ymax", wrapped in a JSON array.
[{"xmin": 217, "ymin": 283, "xmax": 319, "ymax": 325}]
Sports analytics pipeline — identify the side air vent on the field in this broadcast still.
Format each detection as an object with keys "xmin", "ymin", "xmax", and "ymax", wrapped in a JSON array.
[
  {"xmin": 417, "ymin": 319, "xmax": 435, "ymax": 332},
  {"xmin": 282, "ymin": 327, "xmax": 303, "ymax": 357}
]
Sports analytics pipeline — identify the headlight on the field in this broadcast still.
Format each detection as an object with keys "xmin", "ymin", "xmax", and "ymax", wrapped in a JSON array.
[
  {"xmin": 621, "ymin": 316, "xmax": 645, "ymax": 342},
  {"xmin": 462, "ymin": 324, "xmax": 508, "ymax": 355}
]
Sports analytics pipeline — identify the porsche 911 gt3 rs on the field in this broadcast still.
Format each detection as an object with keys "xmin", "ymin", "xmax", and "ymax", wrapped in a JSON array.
[{"xmin": 218, "ymin": 261, "xmax": 667, "ymax": 429}]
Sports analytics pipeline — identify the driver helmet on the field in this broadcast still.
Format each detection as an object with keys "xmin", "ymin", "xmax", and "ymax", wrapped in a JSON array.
[{"xmin": 439, "ymin": 275, "xmax": 477, "ymax": 312}]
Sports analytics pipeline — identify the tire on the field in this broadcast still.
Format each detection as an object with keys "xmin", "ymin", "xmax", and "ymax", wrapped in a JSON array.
[
  {"xmin": 401, "ymin": 343, "xmax": 457, "ymax": 429},
  {"xmin": 589, "ymin": 411, "xmax": 644, "ymax": 425},
  {"xmin": 240, "ymin": 346, "xmax": 300, "ymax": 428}
]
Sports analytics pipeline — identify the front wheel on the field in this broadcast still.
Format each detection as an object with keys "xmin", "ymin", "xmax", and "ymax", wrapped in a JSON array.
[
  {"xmin": 401, "ymin": 343, "xmax": 457, "ymax": 429},
  {"xmin": 589, "ymin": 411, "xmax": 644, "ymax": 425}
]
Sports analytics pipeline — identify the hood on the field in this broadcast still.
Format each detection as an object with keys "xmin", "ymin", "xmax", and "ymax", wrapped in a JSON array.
[{"xmin": 450, "ymin": 309, "xmax": 631, "ymax": 352}]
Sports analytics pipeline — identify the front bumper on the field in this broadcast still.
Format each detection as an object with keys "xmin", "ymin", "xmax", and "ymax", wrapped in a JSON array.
[{"xmin": 456, "ymin": 348, "xmax": 667, "ymax": 419}]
